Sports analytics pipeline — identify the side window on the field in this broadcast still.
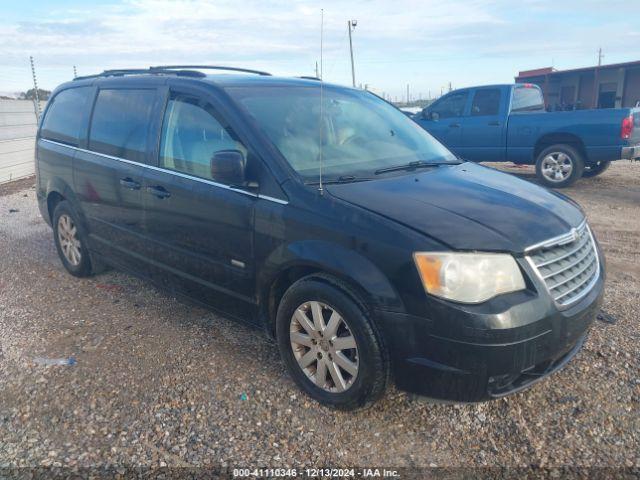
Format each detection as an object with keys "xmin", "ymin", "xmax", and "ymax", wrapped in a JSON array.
[
  {"xmin": 89, "ymin": 89, "xmax": 156, "ymax": 162},
  {"xmin": 511, "ymin": 86, "xmax": 545, "ymax": 112},
  {"xmin": 471, "ymin": 89, "xmax": 501, "ymax": 116},
  {"xmin": 159, "ymin": 94, "xmax": 247, "ymax": 182},
  {"xmin": 40, "ymin": 87, "xmax": 91, "ymax": 146},
  {"xmin": 429, "ymin": 92, "xmax": 469, "ymax": 119}
]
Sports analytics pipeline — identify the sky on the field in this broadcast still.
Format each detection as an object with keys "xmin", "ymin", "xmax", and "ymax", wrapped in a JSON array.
[{"xmin": 1, "ymin": 0, "xmax": 639, "ymax": 99}]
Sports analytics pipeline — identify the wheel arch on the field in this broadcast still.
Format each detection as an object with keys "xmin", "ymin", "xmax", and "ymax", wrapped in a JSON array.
[
  {"xmin": 533, "ymin": 133, "xmax": 587, "ymax": 162},
  {"xmin": 258, "ymin": 241, "xmax": 404, "ymax": 337},
  {"xmin": 45, "ymin": 178, "xmax": 86, "ymax": 227}
]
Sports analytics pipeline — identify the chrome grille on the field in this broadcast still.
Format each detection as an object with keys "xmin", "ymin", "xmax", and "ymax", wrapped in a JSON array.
[{"xmin": 526, "ymin": 222, "xmax": 599, "ymax": 307}]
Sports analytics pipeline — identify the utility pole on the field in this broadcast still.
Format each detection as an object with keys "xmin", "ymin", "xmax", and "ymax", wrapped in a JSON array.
[
  {"xmin": 598, "ymin": 47, "xmax": 604, "ymax": 66},
  {"xmin": 29, "ymin": 56, "xmax": 41, "ymax": 120},
  {"xmin": 315, "ymin": 61, "xmax": 319, "ymax": 78},
  {"xmin": 347, "ymin": 20, "xmax": 357, "ymax": 87},
  {"xmin": 448, "ymin": 81, "xmax": 452, "ymax": 92},
  {"xmin": 406, "ymin": 84, "xmax": 410, "ymax": 104}
]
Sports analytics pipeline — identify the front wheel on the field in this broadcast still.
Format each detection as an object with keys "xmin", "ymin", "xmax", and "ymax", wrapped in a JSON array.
[
  {"xmin": 582, "ymin": 160, "xmax": 611, "ymax": 178},
  {"xmin": 535, "ymin": 144, "xmax": 584, "ymax": 188},
  {"xmin": 276, "ymin": 276, "xmax": 388, "ymax": 410}
]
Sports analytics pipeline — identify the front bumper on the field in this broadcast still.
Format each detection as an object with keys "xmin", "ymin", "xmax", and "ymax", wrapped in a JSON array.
[
  {"xmin": 622, "ymin": 144, "xmax": 640, "ymax": 160},
  {"xmin": 375, "ymin": 262, "xmax": 604, "ymax": 402}
]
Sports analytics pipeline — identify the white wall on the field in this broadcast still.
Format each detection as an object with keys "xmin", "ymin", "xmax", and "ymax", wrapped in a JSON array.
[{"xmin": 0, "ymin": 100, "xmax": 45, "ymax": 184}]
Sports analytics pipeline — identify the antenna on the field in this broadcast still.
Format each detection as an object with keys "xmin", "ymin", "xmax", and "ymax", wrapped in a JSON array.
[{"xmin": 318, "ymin": 8, "xmax": 324, "ymax": 195}]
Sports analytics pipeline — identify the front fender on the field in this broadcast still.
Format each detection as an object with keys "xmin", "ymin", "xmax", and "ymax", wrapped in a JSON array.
[{"xmin": 259, "ymin": 240, "xmax": 404, "ymax": 313}]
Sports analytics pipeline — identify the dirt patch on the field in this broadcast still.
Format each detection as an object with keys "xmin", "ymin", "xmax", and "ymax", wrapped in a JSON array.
[{"xmin": 0, "ymin": 176, "xmax": 35, "ymax": 197}]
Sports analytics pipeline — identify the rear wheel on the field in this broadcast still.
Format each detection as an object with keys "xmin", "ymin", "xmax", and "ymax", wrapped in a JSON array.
[
  {"xmin": 582, "ymin": 160, "xmax": 611, "ymax": 178},
  {"xmin": 52, "ymin": 201, "xmax": 94, "ymax": 277},
  {"xmin": 276, "ymin": 276, "xmax": 387, "ymax": 410},
  {"xmin": 535, "ymin": 144, "xmax": 584, "ymax": 188}
]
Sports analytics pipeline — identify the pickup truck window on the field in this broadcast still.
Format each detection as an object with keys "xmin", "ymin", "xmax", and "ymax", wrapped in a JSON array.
[
  {"xmin": 511, "ymin": 86, "xmax": 545, "ymax": 112},
  {"xmin": 431, "ymin": 92, "xmax": 468, "ymax": 119},
  {"xmin": 471, "ymin": 89, "xmax": 500, "ymax": 116}
]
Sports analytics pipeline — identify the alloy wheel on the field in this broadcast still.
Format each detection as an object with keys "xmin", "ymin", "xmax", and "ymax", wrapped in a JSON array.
[
  {"xmin": 57, "ymin": 214, "xmax": 82, "ymax": 266},
  {"xmin": 289, "ymin": 301, "xmax": 359, "ymax": 393},
  {"xmin": 541, "ymin": 152, "xmax": 573, "ymax": 183}
]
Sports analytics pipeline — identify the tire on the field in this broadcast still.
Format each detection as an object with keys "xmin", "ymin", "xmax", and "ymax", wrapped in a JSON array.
[
  {"xmin": 582, "ymin": 160, "xmax": 611, "ymax": 178},
  {"xmin": 535, "ymin": 144, "xmax": 585, "ymax": 188},
  {"xmin": 276, "ymin": 275, "xmax": 388, "ymax": 410},
  {"xmin": 52, "ymin": 200, "xmax": 94, "ymax": 277}
]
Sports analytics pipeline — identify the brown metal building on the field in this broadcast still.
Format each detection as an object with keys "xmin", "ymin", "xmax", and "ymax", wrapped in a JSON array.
[{"xmin": 515, "ymin": 60, "xmax": 640, "ymax": 110}]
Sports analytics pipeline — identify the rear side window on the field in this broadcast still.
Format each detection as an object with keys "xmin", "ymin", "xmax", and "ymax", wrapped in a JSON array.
[
  {"xmin": 512, "ymin": 86, "xmax": 545, "ymax": 112},
  {"xmin": 40, "ymin": 87, "xmax": 91, "ymax": 146},
  {"xmin": 430, "ymin": 91, "xmax": 468, "ymax": 119},
  {"xmin": 89, "ymin": 89, "xmax": 156, "ymax": 162},
  {"xmin": 471, "ymin": 89, "xmax": 501, "ymax": 116}
]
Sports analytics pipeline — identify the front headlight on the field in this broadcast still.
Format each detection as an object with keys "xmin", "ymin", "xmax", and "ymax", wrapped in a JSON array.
[{"xmin": 413, "ymin": 252, "xmax": 525, "ymax": 303}]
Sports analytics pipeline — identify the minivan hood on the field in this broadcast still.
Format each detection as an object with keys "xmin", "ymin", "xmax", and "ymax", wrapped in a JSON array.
[{"xmin": 326, "ymin": 163, "xmax": 584, "ymax": 253}]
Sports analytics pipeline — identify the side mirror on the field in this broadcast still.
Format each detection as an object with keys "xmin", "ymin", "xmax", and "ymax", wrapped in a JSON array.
[
  {"xmin": 211, "ymin": 149, "xmax": 246, "ymax": 186},
  {"xmin": 429, "ymin": 111, "xmax": 440, "ymax": 121}
]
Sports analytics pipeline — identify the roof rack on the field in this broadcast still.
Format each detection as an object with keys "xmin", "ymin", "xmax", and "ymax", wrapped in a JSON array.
[
  {"xmin": 74, "ymin": 68, "xmax": 206, "ymax": 81},
  {"xmin": 297, "ymin": 76, "xmax": 321, "ymax": 81},
  {"xmin": 150, "ymin": 65, "xmax": 272, "ymax": 76}
]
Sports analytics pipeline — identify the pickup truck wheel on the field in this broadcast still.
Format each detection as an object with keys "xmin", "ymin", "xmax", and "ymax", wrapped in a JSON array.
[
  {"xmin": 582, "ymin": 160, "xmax": 611, "ymax": 178},
  {"xmin": 535, "ymin": 144, "xmax": 584, "ymax": 188}
]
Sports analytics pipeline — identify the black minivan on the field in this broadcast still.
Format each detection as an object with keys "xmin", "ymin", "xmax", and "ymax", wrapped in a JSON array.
[{"xmin": 36, "ymin": 66, "xmax": 604, "ymax": 409}]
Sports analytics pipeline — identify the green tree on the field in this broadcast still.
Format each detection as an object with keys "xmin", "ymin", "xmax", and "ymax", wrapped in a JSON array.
[{"xmin": 20, "ymin": 88, "xmax": 51, "ymax": 101}]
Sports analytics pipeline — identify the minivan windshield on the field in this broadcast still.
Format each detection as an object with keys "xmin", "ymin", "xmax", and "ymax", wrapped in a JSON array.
[{"xmin": 227, "ymin": 85, "xmax": 457, "ymax": 182}]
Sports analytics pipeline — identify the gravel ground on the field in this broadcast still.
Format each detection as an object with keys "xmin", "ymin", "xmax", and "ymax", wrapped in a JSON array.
[{"xmin": 0, "ymin": 163, "xmax": 639, "ymax": 471}]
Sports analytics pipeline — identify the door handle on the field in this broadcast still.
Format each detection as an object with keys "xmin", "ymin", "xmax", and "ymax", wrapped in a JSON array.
[
  {"xmin": 146, "ymin": 185, "xmax": 171, "ymax": 199},
  {"xmin": 119, "ymin": 177, "xmax": 141, "ymax": 190},
  {"xmin": 488, "ymin": 121, "xmax": 501, "ymax": 126},
  {"xmin": 449, "ymin": 123, "xmax": 461, "ymax": 128}
]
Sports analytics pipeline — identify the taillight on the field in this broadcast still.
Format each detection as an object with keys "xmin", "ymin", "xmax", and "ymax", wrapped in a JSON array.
[{"xmin": 621, "ymin": 115, "xmax": 634, "ymax": 139}]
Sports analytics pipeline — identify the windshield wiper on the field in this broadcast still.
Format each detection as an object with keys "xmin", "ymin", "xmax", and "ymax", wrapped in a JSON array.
[
  {"xmin": 305, "ymin": 175, "xmax": 372, "ymax": 185},
  {"xmin": 374, "ymin": 160, "xmax": 455, "ymax": 175}
]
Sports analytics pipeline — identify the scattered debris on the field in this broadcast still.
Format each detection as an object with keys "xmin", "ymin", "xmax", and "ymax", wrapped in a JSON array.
[
  {"xmin": 33, "ymin": 357, "xmax": 77, "ymax": 366},
  {"xmin": 240, "ymin": 393, "xmax": 248, "ymax": 401},
  {"xmin": 597, "ymin": 311, "xmax": 617, "ymax": 324},
  {"xmin": 9, "ymin": 208, "xmax": 19, "ymax": 213}
]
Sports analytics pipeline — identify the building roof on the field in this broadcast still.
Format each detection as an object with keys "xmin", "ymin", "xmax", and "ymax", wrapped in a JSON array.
[{"xmin": 517, "ymin": 60, "xmax": 640, "ymax": 79}]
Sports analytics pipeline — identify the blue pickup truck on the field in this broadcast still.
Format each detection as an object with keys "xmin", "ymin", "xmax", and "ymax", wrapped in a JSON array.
[{"xmin": 414, "ymin": 83, "xmax": 640, "ymax": 187}]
